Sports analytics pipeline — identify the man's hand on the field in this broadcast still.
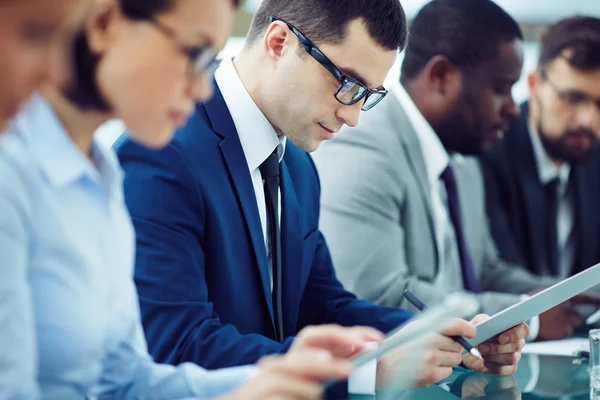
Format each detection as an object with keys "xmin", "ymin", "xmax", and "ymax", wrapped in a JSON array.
[
  {"xmin": 290, "ymin": 324, "xmax": 383, "ymax": 359},
  {"xmin": 377, "ymin": 318, "xmax": 476, "ymax": 388},
  {"xmin": 220, "ymin": 324, "xmax": 384, "ymax": 400},
  {"xmin": 536, "ymin": 294, "xmax": 600, "ymax": 340},
  {"xmin": 464, "ymin": 314, "xmax": 527, "ymax": 375},
  {"xmin": 219, "ymin": 350, "xmax": 352, "ymax": 400}
]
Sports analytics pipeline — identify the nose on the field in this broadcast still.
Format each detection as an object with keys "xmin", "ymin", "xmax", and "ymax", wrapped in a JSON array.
[
  {"xmin": 188, "ymin": 73, "xmax": 214, "ymax": 103},
  {"xmin": 335, "ymin": 101, "xmax": 363, "ymax": 128}
]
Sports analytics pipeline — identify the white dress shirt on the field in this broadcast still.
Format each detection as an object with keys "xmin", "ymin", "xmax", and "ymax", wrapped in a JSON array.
[
  {"xmin": 214, "ymin": 56, "xmax": 374, "ymax": 395},
  {"xmin": 529, "ymin": 124, "xmax": 575, "ymax": 279},
  {"xmin": 215, "ymin": 57, "xmax": 285, "ymax": 288},
  {"xmin": 0, "ymin": 94, "xmax": 254, "ymax": 399}
]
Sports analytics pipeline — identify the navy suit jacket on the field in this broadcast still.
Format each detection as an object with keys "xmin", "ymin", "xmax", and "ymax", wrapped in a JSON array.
[
  {"xmin": 480, "ymin": 102, "xmax": 600, "ymax": 277},
  {"xmin": 115, "ymin": 84, "xmax": 412, "ymax": 372}
]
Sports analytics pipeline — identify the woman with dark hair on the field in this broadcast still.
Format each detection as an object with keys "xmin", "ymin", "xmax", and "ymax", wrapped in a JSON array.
[
  {"xmin": 0, "ymin": 0, "xmax": 375, "ymax": 398},
  {"xmin": 0, "ymin": 0, "xmax": 88, "ymax": 131}
]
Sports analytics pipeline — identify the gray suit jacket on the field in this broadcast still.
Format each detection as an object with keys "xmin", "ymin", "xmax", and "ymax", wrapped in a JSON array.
[{"xmin": 312, "ymin": 91, "xmax": 557, "ymax": 316}]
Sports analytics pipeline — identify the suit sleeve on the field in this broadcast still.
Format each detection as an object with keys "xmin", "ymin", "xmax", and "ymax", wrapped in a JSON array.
[
  {"xmin": 313, "ymin": 129, "xmax": 456, "ymax": 313},
  {"xmin": 297, "ymin": 152, "xmax": 413, "ymax": 333},
  {"xmin": 479, "ymin": 156, "xmax": 527, "ymax": 266},
  {"xmin": 118, "ymin": 140, "xmax": 294, "ymax": 370}
]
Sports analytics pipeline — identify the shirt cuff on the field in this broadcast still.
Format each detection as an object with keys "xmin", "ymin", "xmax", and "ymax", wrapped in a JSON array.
[{"xmin": 348, "ymin": 342, "xmax": 378, "ymax": 395}]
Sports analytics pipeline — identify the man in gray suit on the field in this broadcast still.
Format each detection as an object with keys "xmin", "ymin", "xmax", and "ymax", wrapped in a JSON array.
[{"xmin": 313, "ymin": 0, "xmax": 599, "ymax": 340}]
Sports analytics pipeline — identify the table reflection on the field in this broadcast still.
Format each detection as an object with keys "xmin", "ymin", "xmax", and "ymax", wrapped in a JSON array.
[{"xmin": 349, "ymin": 354, "xmax": 591, "ymax": 400}]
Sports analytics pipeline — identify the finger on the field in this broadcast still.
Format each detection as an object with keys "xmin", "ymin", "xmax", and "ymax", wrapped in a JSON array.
[
  {"xmin": 567, "ymin": 309, "xmax": 583, "ymax": 327},
  {"xmin": 479, "ymin": 352, "xmax": 521, "ymax": 366},
  {"xmin": 295, "ymin": 325, "xmax": 382, "ymax": 357},
  {"xmin": 565, "ymin": 323, "xmax": 575, "ymax": 338},
  {"xmin": 344, "ymin": 326, "xmax": 385, "ymax": 345},
  {"xmin": 470, "ymin": 313, "xmax": 490, "ymax": 325},
  {"xmin": 442, "ymin": 318, "xmax": 477, "ymax": 339},
  {"xmin": 495, "ymin": 323, "xmax": 529, "ymax": 345},
  {"xmin": 424, "ymin": 349, "xmax": 463, "ymax": 368},
  {"xmin": 571, "ymin": 294, "xmax": 600, "ymax": 306},
  {"xmin": 478, "ymin": 339, "xmax": 525, "ymax": 356},
  {"xmin": 431, "ymin": 334, "xmax": 463, "ymax": 353},
  {"xmin": 261, "ymin": 352, "xmax": 351, "ymax": 381}
]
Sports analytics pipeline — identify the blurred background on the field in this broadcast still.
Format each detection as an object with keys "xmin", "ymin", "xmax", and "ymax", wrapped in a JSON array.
[{"xmin": 96, "ymin": 0, "xmax": 600, "ymax": 146}]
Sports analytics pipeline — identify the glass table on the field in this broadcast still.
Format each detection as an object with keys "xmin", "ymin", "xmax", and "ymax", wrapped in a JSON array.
[{"xmin": 347, "ymin": 354, "xmax": 590, "ymax": 400}]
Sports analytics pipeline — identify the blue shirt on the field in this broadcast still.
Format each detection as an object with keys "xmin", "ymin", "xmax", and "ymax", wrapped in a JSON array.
[{"xmin": 0, "ymin": 94, "xmax": 254, "ymax": 399}]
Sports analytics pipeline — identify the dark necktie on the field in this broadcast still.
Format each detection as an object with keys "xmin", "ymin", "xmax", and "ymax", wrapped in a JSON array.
[
  {"xmin": 545, "ymin": 178, "xmax": 560, "ymax": 276},
  {"xmin": 440, "ymin": 165, "xmax": 482, "ymax": 293},
  {"xmin": 259, "ymin": 150, "xmax": 284, "ymax": 342}
]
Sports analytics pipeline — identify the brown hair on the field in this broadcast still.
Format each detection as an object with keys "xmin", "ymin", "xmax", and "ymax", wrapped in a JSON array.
[
  {"xmin": 246, "ymin": 0, "xmax": 407, "ymax": 52},
  {"xmin": 538, "ymin": 16, "xmax": 600, "ymax": 72}
]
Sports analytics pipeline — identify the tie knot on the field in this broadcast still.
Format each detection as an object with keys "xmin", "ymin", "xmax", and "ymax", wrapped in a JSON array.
[{"xmin": 260, "ymin": 150, "xmax": 280, "ymax": 179}]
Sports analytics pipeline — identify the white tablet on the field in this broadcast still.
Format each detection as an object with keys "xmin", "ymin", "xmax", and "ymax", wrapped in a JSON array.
[{"xmin": 471, "ymin": 262, "xmax": 600, "ymax": 346}]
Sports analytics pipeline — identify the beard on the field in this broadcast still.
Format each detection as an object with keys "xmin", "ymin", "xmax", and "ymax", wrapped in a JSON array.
[{"xmin": 536, "ymin": 108, "xmax": 598, "ymax": 164}]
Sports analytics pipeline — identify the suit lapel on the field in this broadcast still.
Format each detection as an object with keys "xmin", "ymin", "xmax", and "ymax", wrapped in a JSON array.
[
  {"xmin": 511, "ymin": 105, "xmax": 547, "ymax": 275},
  {"xmin": 390, "ymin": 97, "xmax": 440, "ymax": 269},
  {"xmin": 279, "ymin": 159, "xmax": 302, "ymax": 336},
  {"xmin": 204, "ymin": 84, "xmax": 276, "ymax": 331}
]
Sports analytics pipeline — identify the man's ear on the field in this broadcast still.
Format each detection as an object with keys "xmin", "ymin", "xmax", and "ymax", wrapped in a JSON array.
[
  {"xmin": 425, "ymin": 55, "xmax": 462, "ymax": 98},
  {"xmin": 262, "ymin": 20, "xmax": 295, "ymax": 62},
  {"xmin": 527, "ymin": 70, "xmax": 542, "ymax": 103}
]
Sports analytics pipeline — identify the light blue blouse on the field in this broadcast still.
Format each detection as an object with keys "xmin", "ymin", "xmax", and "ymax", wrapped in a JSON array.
[{"xmin": 0, "ymin": 95, "xmax": 254, "ymax": 399}]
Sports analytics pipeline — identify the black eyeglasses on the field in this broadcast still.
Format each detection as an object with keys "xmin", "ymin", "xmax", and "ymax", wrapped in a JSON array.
[
  {"xmin": 541, "ymin": 69, "xmax": 600, "ymax": 112},
  {"xmin": 144, "ymin": 16, "xmax": 220, "ymax": 79},
  {"xmin": 269, "ymin": 16, "xmax": 387, "ymax": 111}
]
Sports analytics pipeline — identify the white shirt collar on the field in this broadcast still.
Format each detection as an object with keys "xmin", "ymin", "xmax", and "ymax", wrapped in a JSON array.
[
  {"xmin": 528, "ymin": 121, "xmax": 571, "ymax": 185},
  {"xmin": 214, "ymin": 57, "xmax": 286, "ymax": 170},
  {"xmin": 391, "ymin": 81, "xmax": 450, "ymax": 183}
]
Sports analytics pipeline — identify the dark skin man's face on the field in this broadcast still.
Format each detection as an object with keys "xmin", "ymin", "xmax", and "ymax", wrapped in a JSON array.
[{"xmin": 435, "ymin": 39, "xmax": 523, "ymax": 155}]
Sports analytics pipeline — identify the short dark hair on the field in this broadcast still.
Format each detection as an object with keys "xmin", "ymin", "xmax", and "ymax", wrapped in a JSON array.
[
  {"xmin": 401, "ymin": 0, "xmax": 523, "ymax": 80},
  {"xmin": 246, "ymin": 0, "xmax": 407, "ymax": 51},
  {"xmin": 65, "ymin": 0, "xmax": 241, "ymax": 111},
  {"xmin": 538, "ymin": 16, "xmax": 600, "ymax": 72}
]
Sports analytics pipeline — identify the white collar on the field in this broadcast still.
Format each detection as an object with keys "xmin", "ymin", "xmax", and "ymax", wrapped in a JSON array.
[
  {"xmin": 214, "ymin": 57, "xmax": 286, "ymax": 171},
  {"xmin": 528, "ymin": 121, "xmax": 571, "ymax": 185},
  {"xmin": 391, "ymin": 81, "xmax": 450, "ymax": 183}
]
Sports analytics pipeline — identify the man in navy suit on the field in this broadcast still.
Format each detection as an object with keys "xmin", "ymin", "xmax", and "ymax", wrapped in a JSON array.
[
  {"xmin": 481, "ymin": 16, "xmax": 600, "ymax": 282},
  {"xmin": 116, "ymin": 0, "xmax": 527, "ymax": 393}
]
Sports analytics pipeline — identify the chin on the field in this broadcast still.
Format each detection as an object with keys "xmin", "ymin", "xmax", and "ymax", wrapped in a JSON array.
[{"xmin": 130, "ymin": 126, "xmax": 174, "ymax": 150}]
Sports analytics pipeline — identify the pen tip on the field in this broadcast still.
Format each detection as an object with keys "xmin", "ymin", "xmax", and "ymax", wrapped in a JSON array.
[{"xmin": 470, "ymin": 348, "xmax": 483, "ymax": 359}]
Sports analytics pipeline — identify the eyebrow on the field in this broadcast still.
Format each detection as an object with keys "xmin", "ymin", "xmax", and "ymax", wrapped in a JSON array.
[{"xmin": 339, "ymin": 67, "xmax": 381, "ymax": 90}]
